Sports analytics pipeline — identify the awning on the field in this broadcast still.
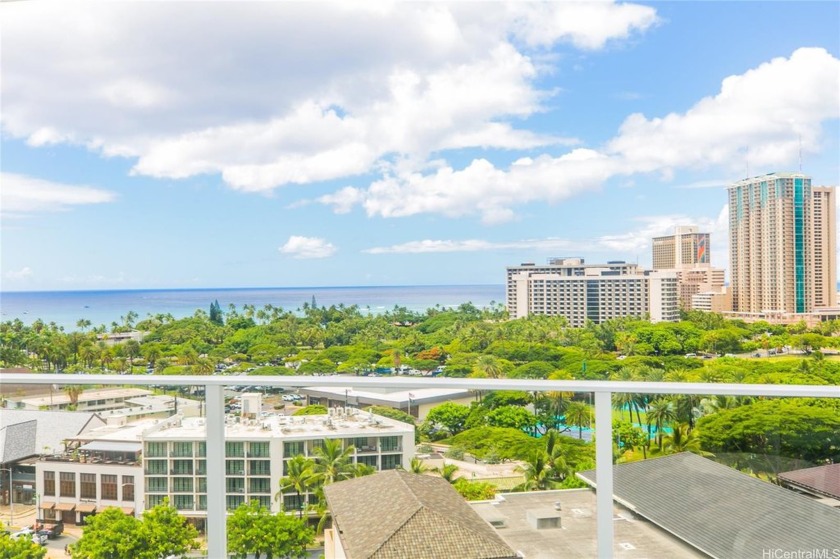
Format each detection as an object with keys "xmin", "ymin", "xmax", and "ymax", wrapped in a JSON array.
[
  {"xmin": 40, "ymin": 501, "xmax": 55, "ymax": 510},
  {"xmin": 76, "ymin": 504, "xmax": 96, "ymax": 513},
  {"xmin": 54, "ymin": 503, "xmax": 76, "ymax": 512},
  {"xmin": 120, "ymin": 507, "xmax": 135, "ymax": 515}
]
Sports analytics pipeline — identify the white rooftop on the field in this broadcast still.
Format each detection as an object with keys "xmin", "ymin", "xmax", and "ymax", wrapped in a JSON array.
[
  {"xmin": 300, "ymin": 386, "xmax": 471, "ymax": 404},
  {"xmin": 143, "ymin": 410, "xmax": 413, "ymax": 441}
]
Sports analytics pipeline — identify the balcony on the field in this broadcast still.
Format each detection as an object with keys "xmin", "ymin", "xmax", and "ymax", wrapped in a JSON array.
[{"xmin": 7, "ymin": 373, "xmax": 837, "ymax": 559}]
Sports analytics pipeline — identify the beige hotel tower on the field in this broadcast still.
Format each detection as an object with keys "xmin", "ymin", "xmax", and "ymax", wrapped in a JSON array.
[{"xmin": 728, "ymin": 173, "xmax": 836, "ymax": 314}]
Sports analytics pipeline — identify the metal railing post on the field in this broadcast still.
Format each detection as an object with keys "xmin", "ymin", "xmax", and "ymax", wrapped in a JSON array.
[
  {"xmin": 205, "ymin": 384, "xmax": 226, "ymax": 558},
  {"xmin": 595, "ymin": 391, "xmax": 614, "ymax": 558}
]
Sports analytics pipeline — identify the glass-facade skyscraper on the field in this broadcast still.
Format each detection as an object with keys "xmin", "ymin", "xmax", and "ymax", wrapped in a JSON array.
[{"xmin": 728, "ymin": 173, "xmax": 836, "ymax": 314}]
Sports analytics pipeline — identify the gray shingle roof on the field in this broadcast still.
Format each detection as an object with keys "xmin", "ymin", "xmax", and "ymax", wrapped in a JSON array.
[
  {"xmin": 324, "ymin": 470, "xmax": 517, "ymax": 559},
  {"xmin": 779, "ymin": 463, "xmax": 840, "ymax": 500},
  {"xmin": 578, "ymin": 452, "xmax": 840, "ymax": 559},
  {"xmin": 0, "ymin": 410, "xmax": 104, "ymax": 463}
]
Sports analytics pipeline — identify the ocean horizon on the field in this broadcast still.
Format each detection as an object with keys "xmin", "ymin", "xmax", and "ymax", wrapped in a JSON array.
[{"xmin": 0, "ymin": 284, "xmax": 506, "ymax": 331}]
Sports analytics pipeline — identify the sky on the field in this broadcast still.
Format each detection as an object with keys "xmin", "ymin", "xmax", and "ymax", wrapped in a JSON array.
[{"xmin": 1, "ymin": 1, "xmax": 839, "ymax": 292}]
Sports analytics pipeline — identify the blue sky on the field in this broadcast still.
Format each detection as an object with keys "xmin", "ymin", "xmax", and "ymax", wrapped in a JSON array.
[{"xmin": 2, "ymin": 1, "xmax": 838, "ymax": 291}]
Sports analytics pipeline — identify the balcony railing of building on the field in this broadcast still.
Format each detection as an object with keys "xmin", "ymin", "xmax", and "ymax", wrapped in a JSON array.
[{"xmin": 3, "ymin": 373, "xmax": 838, "ymax": 559}]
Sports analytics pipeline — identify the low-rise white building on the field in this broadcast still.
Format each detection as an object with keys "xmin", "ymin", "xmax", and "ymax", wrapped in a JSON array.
[
  {"xmin": 506, "ymin": 258, "xmax": 679, "ymax": 325},
  {"xmin": 300, "ymin": 386, "xmax": 474, "ymax": 421},
  {"xmin": 141, "ymin": 409, "xmax": 414, "ymax": 531},
  {"xmin": 35, "ymin": 418, "xmax": 167, "ymax": 524}
]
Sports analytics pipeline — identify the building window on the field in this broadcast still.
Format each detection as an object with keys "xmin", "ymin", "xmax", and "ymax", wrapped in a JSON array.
[
  {"xmin": 255, "ymin": 496, "xmax": 271, "ymax": 509},
  {"xmin": 196, "ymin": 460, "xmax": 206, "ymax": 475},
  {"xmin": 226, "ymin": 495, "xmax": 244, "ymax": 510},
  {"xmin": 283, "ymin": 494, "xmax": 304, "ymax": 512},
  {"xmin": 172, "ymin": 460, "xmax": 193, "ymax": 475},
  {"xmin": 59, "ymin": 472, "xmax": 76, "ymax": 497},
  {"xmin": 43, "ymin": 471, "xmax": 55, "ymax": 497},
  {"xmin": 101, "ymin": 475, "xmax": 117, "ymax": 500},
  {"xmin": 357, "ymin": 455, "xmax": 377, "ymax": 468},
  {"xmin": 145, "ymin": 460, "xmax": 167, "ymax": 475},
  {"xmin": 197, "ymin": 477, "xmax": 207, "ymax": 493},
  {"xmin": 226, "ymin": 460, "xmax": 245, "ymax": 476},
  {"xmin": 248, "ymin": 442, "xmax": 269, "ymax": 458},
  {"xmin": 249, "ymin": 460, "xmax": 270, "ymax": 476},
  {"xmin": 380, "ymin": 436, "xmax": 400, "ymax": 452},
  {"xmin": 248, "ymin": 478, "xmax": 271, "ymax": 494},
  {"xmin": 225, "ymin": 442, "xmax": 244, "ymax": 457},
  {"xmin": 381, "ymin": 455, "xmax": 402, "ymax": 470},
  {"xmin": 172, "ymin": 442, "xmax": 193, "ymax": 457},
  {"xmin": 283, "ymin": 441, "xmax": 304, "ymax": 456},
  {"xmin": 147, "ymin": 477, "xmax": 167, "ymax": 492},
  {"xmin": 173, "ymin": 478, "xmax": 193, "ymax": 493},
  {"xmin": 226, "ymin": 478, "xmax": 245, "ymax": 493},
  {"xmin": 122, "ymin": 476, "xmax": 134, "ymax": 502},
  {"xmin": 80, "ymin": 473, "xmax": 97, "ymax": 499},
  {"xmin": 146, "ymin": 442, "xmax": 167, "ymax": 458},
  {"xmin": 198, "ymin": 495, "xmax": 207, "ymax": 511},
  {"xmin": 147, "ymin": 495, "xmax": 166, "ymax": 508},
  {"xmin": 174, "ymin": 495, "xmax": 194, "ymax": 511},
  {"xmin": 197, "ymin": 442, "xmax": 206, "ymax": 457}
]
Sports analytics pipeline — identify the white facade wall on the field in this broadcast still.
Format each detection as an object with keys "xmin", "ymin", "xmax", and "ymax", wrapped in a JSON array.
[
  {"xmin": 142, "ymin": 412, "xmax": 414, "ymax": 520},
  {"xmin": 36, "ymin": 460, "xmax": 143, "ymax": 523}
]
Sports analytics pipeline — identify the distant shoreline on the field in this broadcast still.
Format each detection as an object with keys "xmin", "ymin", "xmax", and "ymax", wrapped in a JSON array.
[
  {"xmin": 0, "ymin": 283, "xmax": 504, "ymax": 295},
  {"xmin": 1, "ymin": 284, "xmax": 507, "ymax": 332}
]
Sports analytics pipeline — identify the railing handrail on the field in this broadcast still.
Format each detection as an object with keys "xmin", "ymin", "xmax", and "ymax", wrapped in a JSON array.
[{"xmin": 2, "ymin": 373, "xmax": 838, "ymax": 398}]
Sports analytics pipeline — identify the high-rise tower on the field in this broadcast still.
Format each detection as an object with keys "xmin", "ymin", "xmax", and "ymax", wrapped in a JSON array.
[{"xmin": 728, "ymin": 173, "xmax": 836, "ymax": 314}]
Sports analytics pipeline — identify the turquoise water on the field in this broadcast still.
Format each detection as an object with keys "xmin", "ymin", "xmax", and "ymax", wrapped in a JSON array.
[{"xmin": 0, "ymin": 284, "xmax": 505, "ymax": 331}]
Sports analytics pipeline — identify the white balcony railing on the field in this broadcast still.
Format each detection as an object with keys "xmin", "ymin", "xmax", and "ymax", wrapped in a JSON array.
[{"xmin": 4, "ymin": 373, "xmax": 838, "ymax": 559}]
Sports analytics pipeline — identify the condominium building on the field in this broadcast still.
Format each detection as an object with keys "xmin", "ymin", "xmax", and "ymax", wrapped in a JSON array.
[
  {"xmin": 652, "ymin": 226, "xmax": 727, "ymax": 311},
  {"xmin": 506, "ymin": 259, "xmax": 679, "ymax": 326},
  {"xmin": 652, "ymin": 226, "xmax": 710, "ymax": 269},
  {"xmin": 728, "ymin": 173, "xmax": 837, "ymax": 314},
  {"xmin": 35, "ymin": 419, "xmax": 160, "ymax": 525},
  {"xmin": 142, "ymin": 407, "xmax": 414, "ymax": 530}
]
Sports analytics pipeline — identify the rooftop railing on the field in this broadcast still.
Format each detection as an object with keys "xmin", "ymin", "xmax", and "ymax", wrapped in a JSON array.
[{"xmin": 3, "ymin": 373, "xmax": 838, "ymax": 559}]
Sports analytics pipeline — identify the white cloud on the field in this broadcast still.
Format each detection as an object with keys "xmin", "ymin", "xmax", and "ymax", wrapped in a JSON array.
[
  {"xmin": 5, "ymin": 266, "xmax": 33, "ymax": 281},
  {"xmin": 607, "ymin": 47, "xmax": 840, "ymax": 174},
  {"xmin": 322, "ymin": 148, "xmax": 614, "ymax": 223},
  {"xmin": 0, "ymin": 172, "xmax": 116, "ymax": 217},
  {"xmin": 321, "ymin": 47, "xmax": 839, "ymax": 221},
  {"xmin": 279, "ymin": 236, "xmax": 337, "ymax": 259},
  {"xmin": 505, "ymin": 2, "xmax": 659, "ymax": 50},
  {"xmin": 2, "ymin": 1, "xmax": 656, "ymax": 193},
  {"xmin": 364, "ymin": 238, "xmax": 576, "ymax": 255}
]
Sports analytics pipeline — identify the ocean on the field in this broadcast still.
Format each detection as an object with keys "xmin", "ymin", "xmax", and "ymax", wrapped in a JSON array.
[{"xmin": 0, "ymin": 285, "xmax": 506, "ymax": 332}]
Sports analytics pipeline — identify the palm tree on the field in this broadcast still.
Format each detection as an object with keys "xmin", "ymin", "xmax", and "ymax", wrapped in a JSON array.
[
  {"xmin": 516, "ymin": 452, "xmax": 551, "ymax": 491},
  {"xmin": 647, "ymin": 397, "xmax": 677, "ymax": 449},
  {"xmin": 435, "ymin": 462, "xmax": 460, "ymax": 484},
  {"xmin": 277, "ymin": 455, "xmax": 316, "ymax": 518},
  {"xmin": 543, "ymin": 429, "xmax": 571, "ymax": 482},
  {"xmin": 312, "ymin": 439, "xmax": 355, "ymax": 485},
  {"xmin": 472, "ymin": 354, "xmax": 503, "ymax": 379},
  {"xmin": 662, "ymin": 423, "xmax": 711, "ymax": 456},
  {"xmin": 409, "ymin": 457, "xmax": 428, "ymax": 474},
  {"xmin": 63, "ymin": 385, "xmax": 84, "ymax": 409},
  {"xmin": 564, "ymin": 401, "xmax": 591, "ymax": 440}
]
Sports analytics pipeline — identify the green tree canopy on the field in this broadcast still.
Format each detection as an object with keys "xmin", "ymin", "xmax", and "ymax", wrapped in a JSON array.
[
  {"xmin": 71, "ymin": 502, "xmax": 198, "ymax": 559},
  {"xmin": 227, "ymin": 500, "xmax": 314, "ymax": 559},
  {"xmin": 0, "ymin": 532, "xmax": 46, "ymax": 559},
  {"xmin": 424, "ymin": 402, "xmax": 472, "ymax": 436}
]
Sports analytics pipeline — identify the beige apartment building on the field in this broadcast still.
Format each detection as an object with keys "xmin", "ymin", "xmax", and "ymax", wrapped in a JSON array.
[
  {"xmin": 652, "ymin": 226, "xmax": 710, "ymax": 269},
  {"xmin": 652, "ymin": 226, "xmax": 727, "ymax": 311},
  {"xmin": 728, "ymin": 173, "xmax": 836, "ymax": 314},
  {"xmin": 506, "ymin": 258, "xmax": 679, "ymax": 326}
]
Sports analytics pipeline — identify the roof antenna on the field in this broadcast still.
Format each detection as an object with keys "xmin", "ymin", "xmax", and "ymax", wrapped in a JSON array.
[{"xmin": 798, "ymin": 133, "xmax": 802, "ymax": 173}]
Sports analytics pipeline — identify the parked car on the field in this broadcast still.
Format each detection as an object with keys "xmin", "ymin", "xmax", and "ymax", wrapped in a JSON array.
[
  {"xmin": 38, "ymin": 521, "xmax": 64, "ymax": 539},
  {"xmin": 32, "ymin": 532, "xmax": 48, "ymax": 546}
]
